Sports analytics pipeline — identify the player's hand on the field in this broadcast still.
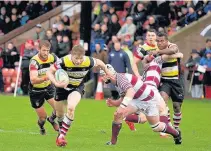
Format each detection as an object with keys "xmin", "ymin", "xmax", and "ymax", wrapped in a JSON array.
[
  {"xmin": 55, "ymin": 81, "xmax": 68, "ymax": 88},
  {"xmin": 106, "ymin": 98, "xmax": 114, "ymax": 107}
]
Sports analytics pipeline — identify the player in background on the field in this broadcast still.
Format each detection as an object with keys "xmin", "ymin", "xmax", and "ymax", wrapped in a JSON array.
[
  {"xmin": 132, "ymin": 28, "xmax": 158, "ymax": 77},
  {"xmin": 100, "ymin": 65, "xmax": 182, "ymax": 145},
  {"xmin": 152, "ymin": 32, "xmax": 185, "ymax": 131},
  {"xmin": 47, "ymin": 45, "xmax": 109, "ymax": 147},
  {"xmin": 28, "ymin": 40, "xmax": 59, "ymax": 135}
]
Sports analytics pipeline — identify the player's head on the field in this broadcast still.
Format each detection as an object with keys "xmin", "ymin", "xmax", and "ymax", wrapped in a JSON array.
[
  {"xmin": 100, "ymin": 64, "xmax": 116, "ymax": 84},
  {"xmin": 146, "ymin": 29, "xmax": 157, "ymax": 45},
  {"xmin": 156, "ymin": 32, "xmax": 168, "ymax": 50},
  {"xmin": 71, "ymin": 45, "xmax": 85, "ymax": 66},
  {"xmin": 38, "ymin": 40, "xmax": 51, "ymax": 60}
]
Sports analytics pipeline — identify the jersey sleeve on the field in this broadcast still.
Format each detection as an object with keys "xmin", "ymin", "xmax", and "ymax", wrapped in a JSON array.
[
  {"xmin": 52, "ymin": 53, "xmax": 59, "ymax": 63},
  {"xmin": 29, "ymin": 59, "xmax": 38, "ymax": 71},
  {"xmin": 89, "ymin": 57, "xmax": 96, "ymax": 68},
  {"xmin": 116, "ymin": 73, "xmax": 133, "ymax": 92},
  {"xmin": 133, "ymin": 46, "xmax": 148, "ymax": 60},
  {"xmin": 54, "ymin": 57, "xmax": 64, "ymax": 69}
]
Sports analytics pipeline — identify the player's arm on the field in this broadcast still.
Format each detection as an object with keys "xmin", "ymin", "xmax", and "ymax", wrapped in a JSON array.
[
  {"xmin": 29, "ymin": 60, "xmax": 48, "ymax": 85},
  {"xmin": 157, "ymin": 45, "xmax": 179, "ymax": 55},
  {"xmin": 162, "ymin": 52, "xmax": 183, "ymax": 62},
  {"xmin": 46, "ymin": 65, "xmax": 57, "ymax": 86},
  {"xmin": 120, "ymin": 88, "xmax": 135, "ymax": 108}
]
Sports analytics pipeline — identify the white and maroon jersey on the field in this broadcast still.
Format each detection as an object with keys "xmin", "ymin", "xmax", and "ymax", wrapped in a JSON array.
[
  {"xmin": 142, "ymin": 56, "xmax": 165, "ymax": 88},
  {"xmin": 116, "ymin": 73, "xmax": 154, "ymax": 102}
]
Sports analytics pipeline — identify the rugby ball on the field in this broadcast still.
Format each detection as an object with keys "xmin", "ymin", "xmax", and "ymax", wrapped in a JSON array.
[{"xmin": 55, "ymin": 69, "xmax": 69, "ymax": 83}]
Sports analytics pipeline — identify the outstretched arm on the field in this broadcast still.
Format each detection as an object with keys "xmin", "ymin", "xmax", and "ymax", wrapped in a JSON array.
[{"xmin": 157, "ymin": 45, "xmax": 179, "ymax": 55}]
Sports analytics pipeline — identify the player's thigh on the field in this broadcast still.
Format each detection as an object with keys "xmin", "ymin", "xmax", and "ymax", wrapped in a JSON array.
[
  {"xmin": 124, "ymin": 104, "xmax": 139, "ymax": 117},
  {"xmin": 67, "ymin": 91, "xmax": 82, "ymax": 109},
  {"xmin": 145, "ymin": 103, "xmax": 160, "ymax": 125},
  {"xmin": 171, "ymin": 79, "xmax": 184, "ymax": 103},
  {"xmin": 159, "ymin": 81, "xmax": 171, "ymax": 102},
  {"xmin": 155, "ymin": 93, "xmax": 167, "ymax": 115},
  {"xmin": 45, "ymin": 85, "xmax": 56, "ymax": 109},
  {"xmin": 29, "ymin": 90, "xmax": 45, "ymax": 110}
]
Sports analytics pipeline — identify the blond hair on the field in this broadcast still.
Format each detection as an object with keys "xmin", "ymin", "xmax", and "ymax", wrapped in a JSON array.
[{"xmin": 71, "ymin": 45, "xmax": 85, "ymax": 55}]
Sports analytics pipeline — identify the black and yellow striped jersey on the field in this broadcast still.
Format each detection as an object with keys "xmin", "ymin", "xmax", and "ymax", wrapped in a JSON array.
[
  {"xmin": 54, "ymin": 55, "xmax": 96, "ymax": 87},
  {"xmin": 133, "ymin": 42, "xmax": 158, "ymax": 60},
  {"xmin": 29, "ymin": 54, "xmax": 57, "ymax": 88},
  {"xmin": 161, "ymin": 42, "xmax": 180, "ymax": 79}
]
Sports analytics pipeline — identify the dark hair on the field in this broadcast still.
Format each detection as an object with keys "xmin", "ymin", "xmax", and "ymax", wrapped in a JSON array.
[
  {"xmin": 206, "ymin": 38, "xmax": 211, "ymax": 43},
  {"xmin": 157, "ymin": 32, "xmax": 168, "ymax": 40},
  {"xmin": 147, "ymin": 28, "xmax": 157, "ymax": 34}
]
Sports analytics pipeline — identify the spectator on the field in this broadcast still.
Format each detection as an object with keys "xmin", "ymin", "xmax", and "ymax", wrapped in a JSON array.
[
  {"xmin": 200, "ymin": 38, "xmax": 211, "ymax": 57},
  {"xmin": 45, "ymin": 29, "xmax": 58, "ymax": 54},
  {"xmin": 35, "ymin": 24, "xmax": 46, "ymax": 40},
  {"xmin": 107, "ymin": 35, "xmax": 119, "ymax": 51},
  {"xmin": 98, "ymin": 24, "xmax": 110, "ymax": 44},
  {"xmin": 100, "ymin": 15, "xmax": 109, "ymax": 26},
  {"xmin": 1, "ymin": 42, "xmax": 19, "ymax": 68},
  {"xmin": 10, "ymin": 14, "xmax": 21, "ymax": 30},
  {"xmin": 55, "ymin": 33, "xmax": 70, "ymax": 58},
  {"xmin": 0, "ymin": 7, "xmax": 7, "ymax": 21},
  {"xmin": 54, "ymin": 16, "xmax": 62, "ymax": 24},
  {"xmin": 203, "ymin": 1, "xmax": 211, "ymax": 14},
  {"xmin": 39, "ymin": 1, "xmax": 49, "ymax": 16},
  {"xmin": 92, "ymin": 2, "xmax": 101, "ymax": 22},
  {"xmin": 11, "ymin": 8, "xmax": 18, "ymax": 15},
  {"xmin": 186, "ymin": 49, "xmax": 203, "ymax": 98},
  {"xmin": 122, "ymin": 42, "xmax": 134, "ymax": 65},
  {"xmin": 57, "ymin": 22, "xmax": 72, "ymax": 39},
  {"xmin": 117, "ymin": 16, "xmax": 136, "ymax": 42},
  {"xmin": 143, "ymin": 16, "xmax": 159, "ymax": 32},
  {"xmin": 4, "ymin": 16, "xmax": 12, "ymax": 34},
  {"xmin": 199, "ymin": 50, "xmax": 211, "ymax": 86},
  {"xmin": 109, "ymin": 14, "xmax": 121, "ymax": 37},
  {"xmin": 21, "ymin": 40, "xmax": 38, "ymax": 95},
  {"xmin": 177, "ymin": 6, "xmax": 188, "ymax": 27},
  {"xmin": 52, "ymin": 23, "xmax": 59, "ymax": 36},
  {"xmin": 62, "ymin": 15, "xmax": 70, "ymax": 26},
  {"xmin": 185, "ymin": 6, "xmax": 198, "ymax": 25},
  {"xmin": 20, "ymin": 11, "xmax": 29, "ymax": 25},
  {"xmin": 132, "ymin": 2, "xmax": 146, "ymax": 25},
  {"xmin": 108, "ymin": 42, "xmax": 132, "ymax": 99},
  {"xmin": 91, "ymin": 23, "xmax": 101, "ymax": 42},
  {"xmin": 93, "ymin": 3, "xmax": 110, "ymax": 25},
  {"xmin": 92, "ymin": 43, "xmax": 108, "ymax": 91}
]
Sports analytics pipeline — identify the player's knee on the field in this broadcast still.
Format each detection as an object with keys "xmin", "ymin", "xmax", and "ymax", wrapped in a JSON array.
[
  {"xmin": 114, "ymin": 111, "xmax": 123, "ymax": 121},
  {"xmin": 67, "ymin": 107, "xmax": 75, "ymax": 115},
  {"xmin": 151, "ymin": 122, "xmax": 165, "ymax": 132},
  {"xmin": 173, "ymin": 103, "xmax": 181, "ymax": 112},
  {"xmin": 39, "ymin": 116, "xmax": 47, "ymax": 121}
]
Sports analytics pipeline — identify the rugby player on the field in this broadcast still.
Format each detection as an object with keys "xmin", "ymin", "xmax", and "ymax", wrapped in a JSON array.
[
  {"xmin": 153, "ymin": 32, "xmax": 185, "ymax": 130},
  {"xmin": 29, "ymin": 40, "xmax": 59, "ymax": 135},
  {"xmin": 47, "ymin": 45, "xmax": 109, "ymax": 147},
  {"xmin": 100, "ymin": 64, "xmax": 182, "ymax": 145}
]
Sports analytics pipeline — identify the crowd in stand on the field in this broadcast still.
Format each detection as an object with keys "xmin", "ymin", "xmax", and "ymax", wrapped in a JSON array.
[
  {"xmin": 0, "ymin": 1, "xmax": 61, "ymax": 35},
  {"xmin": 90, "ymin": 1, "xmax": 211, "ymax": 99},
  {"xmin": 0, "ymin": 6, "xmax": 80, "ymax": 94}
]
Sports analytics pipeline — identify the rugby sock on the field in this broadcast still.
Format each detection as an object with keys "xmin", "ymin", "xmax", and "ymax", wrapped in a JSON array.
[
  {"xmin": 38, "ymin": 119, "xmax": 46, "ymax": 129},
  {"xmin": 111, "ymin": 122, "xmax": 122, "ymax": 144},
  {"xmin": 59, "ymin": 115, "xmax": 73, "ymax": 138},
  {"xmin": 167, "ymin": 107, "xmax": 171, "ymax": 124},
  {"xmin": 49, "ymin": 111, "xmax": 56, "ymax": 122},
  {"xmin": 125, "ymin": 114, "xmax": 140, "ymax": 123},
  {"xmin": 173, "ymin": 112, "xmax": 182, "ymax": 129},
  {"xmin": 57, "ymin": 117, "xmax": 64, "ymax": 129},
  {"xmin": 162, "ymin": 123, "xmax": 179, "ymax": 137}
]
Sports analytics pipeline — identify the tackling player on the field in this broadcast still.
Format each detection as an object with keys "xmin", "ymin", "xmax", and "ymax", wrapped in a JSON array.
[
  {"xmin": 153, "ymin": 32, "xmax": 185, "ymax": 131},
  {"xmin": 47, "ymin": 45, "xmax": 109, "ymax": 147},
  {"xmin": 29, "ymin": 40, "xmax": 59, "ymax": 135},
  {"xmin": 100, "ymin": 64, "xmax": 182, "ymax": 145}
]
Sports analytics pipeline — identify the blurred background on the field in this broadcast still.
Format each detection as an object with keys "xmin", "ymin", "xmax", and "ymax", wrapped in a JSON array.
[{"xmin": 0, "ymin": 0, "xmax": 211, "ymax": 100}]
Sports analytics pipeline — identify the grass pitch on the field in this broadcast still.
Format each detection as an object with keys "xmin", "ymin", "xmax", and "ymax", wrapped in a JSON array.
[{"xmin": 0, "ymin": 95, "xmax": 211, "ymax": 151}]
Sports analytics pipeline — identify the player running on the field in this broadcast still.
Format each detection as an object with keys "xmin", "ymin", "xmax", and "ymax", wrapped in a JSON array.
[
  {"xmin": 100, "ymin": 64, "xmax": 182, "ymax": 145},
  {"xmin": 29, "ymin": 40, "xmax": 59, "ymax": 135},
  {"xmin": 47, "ymin": 45, "xmax": 109, "ymax": 147}
]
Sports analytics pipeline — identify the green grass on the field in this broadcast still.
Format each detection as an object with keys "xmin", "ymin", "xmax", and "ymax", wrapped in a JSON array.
[{"xmin": 0, "ymin": 95, "xmax": 211, "ymax": 151}]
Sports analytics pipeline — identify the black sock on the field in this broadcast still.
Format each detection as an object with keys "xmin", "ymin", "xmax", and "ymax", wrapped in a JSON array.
[{"xmin": 38, "ymin": 119, "xmax": 46, "ymax": 129}]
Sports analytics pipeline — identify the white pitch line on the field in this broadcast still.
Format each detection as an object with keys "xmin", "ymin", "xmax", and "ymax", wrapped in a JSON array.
[{"xmin": 0, "ymin": 129, "xmax": 56, "ymax": 135}]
